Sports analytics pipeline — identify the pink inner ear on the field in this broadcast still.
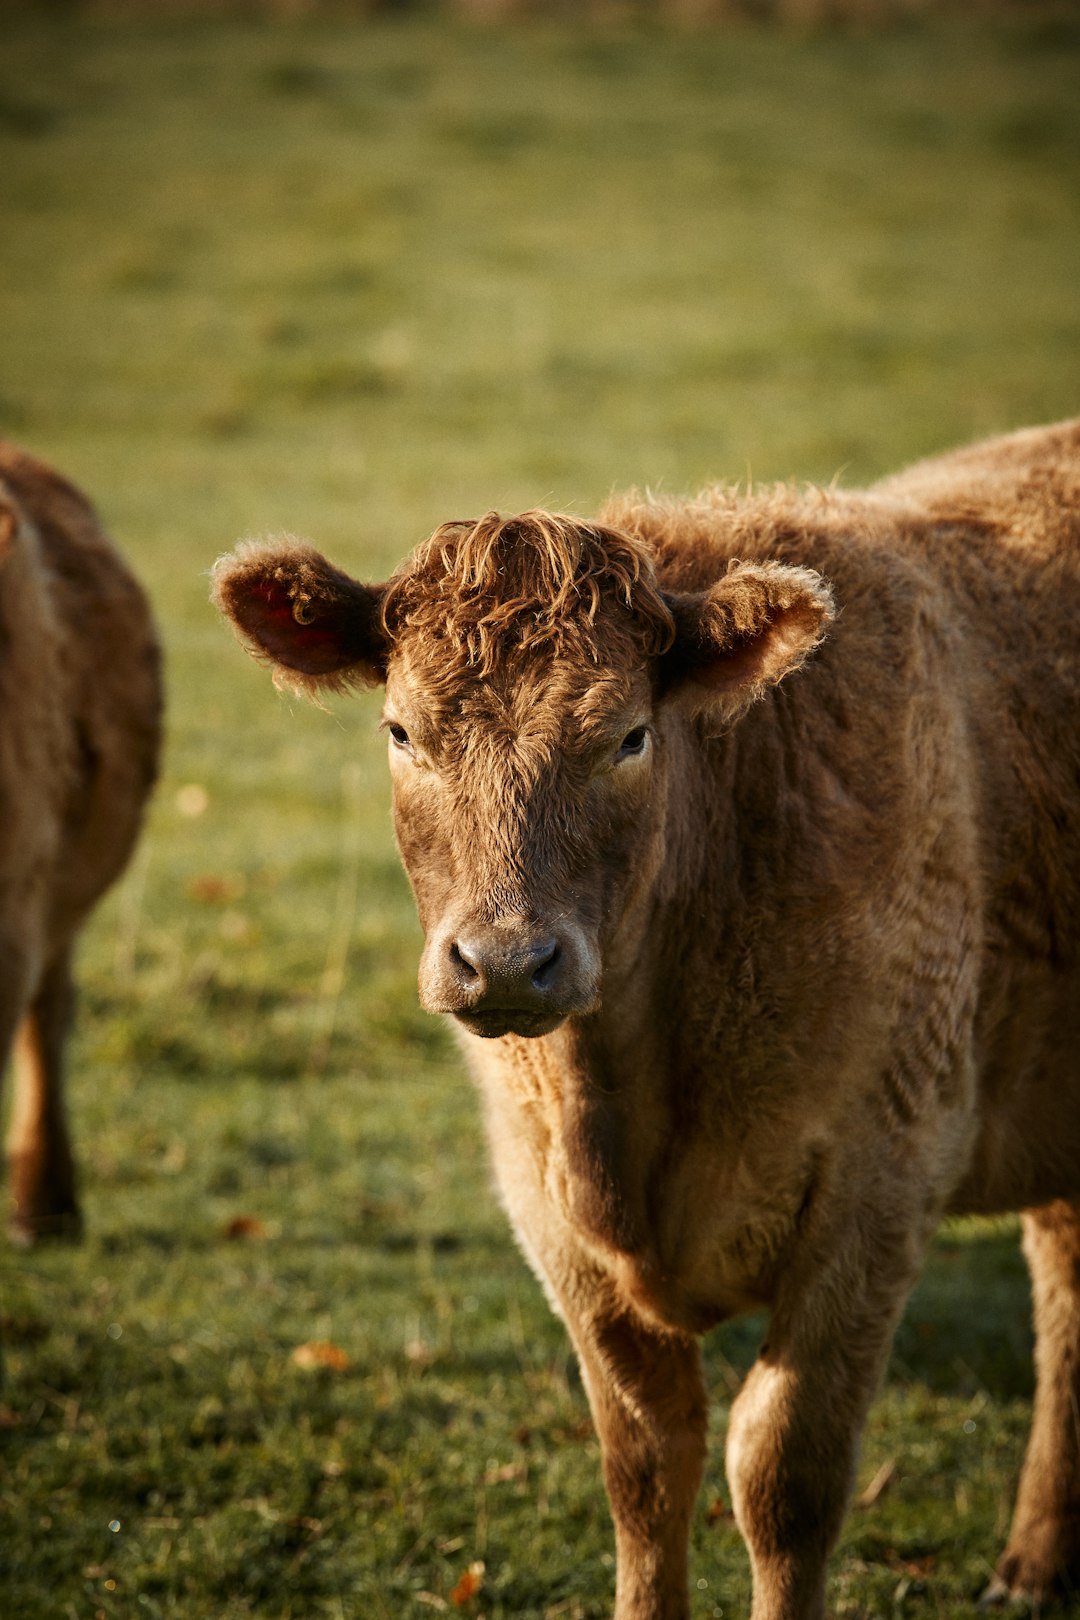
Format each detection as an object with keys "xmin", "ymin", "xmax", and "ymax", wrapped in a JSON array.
[
  {"xmin": 249, "ymin": 578, "xmax": 294, "ymax": 626},
  {"xmin": 240, "ymin": 578, "xmax": 355, "ymax": 675},
  {"xmin": 698, "ymin": 600, "xmax": 825, "ymax": 693},
  {"xmin": 697, "ymin": 634, "xmax": 769, "ymax": 691}
]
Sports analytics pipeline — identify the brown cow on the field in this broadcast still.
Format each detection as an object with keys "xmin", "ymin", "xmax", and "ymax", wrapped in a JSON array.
[
  {"xmin": 214, "ymin": 418, "xmax": 1080, "ymax": 1619},
  {"xmin": 1, "ymin": 443, "xmax": 161, "ymax": 1243}
]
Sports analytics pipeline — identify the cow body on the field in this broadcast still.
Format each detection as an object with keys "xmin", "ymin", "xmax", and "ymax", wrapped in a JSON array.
[
  {"xmin": 216, "ymin": 419, "xmax": 1080, "ymax": 1619},
  {"xmin": 1, "ymin": 443, "xmax": 160, "ymax": 1241}
]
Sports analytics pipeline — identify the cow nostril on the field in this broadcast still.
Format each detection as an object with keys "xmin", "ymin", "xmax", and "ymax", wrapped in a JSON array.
[
  {"xmin": 530, "ymin": 940, "xmax": 560, "ymax": 992},
  {"xmin": 447, "ymin": 932, "xmax": 563, "ymax": 1005},
  {"xmin": 450, "ymin": 940, "xmax": 482, "ymax": 986}
]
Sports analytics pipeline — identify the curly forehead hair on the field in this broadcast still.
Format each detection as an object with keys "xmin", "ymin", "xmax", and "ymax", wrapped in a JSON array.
[{"xmin": 381, "ymin": 510, "xmax": 676, "ymax": 676}]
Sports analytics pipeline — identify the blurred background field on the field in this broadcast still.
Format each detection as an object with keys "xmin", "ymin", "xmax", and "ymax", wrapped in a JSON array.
[{"xmin": 1, "ymin": 7, "xmax": 1078, "ymax": 1617}]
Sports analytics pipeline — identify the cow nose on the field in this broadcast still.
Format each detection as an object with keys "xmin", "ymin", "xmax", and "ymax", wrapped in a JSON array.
[
  {"xmin": 419, "ymin": 916, "xmax": 599, "ymax": 1032},
  {"xmin": 450, "ymin": 933, "xmax": 561, "ymax": 1004}
]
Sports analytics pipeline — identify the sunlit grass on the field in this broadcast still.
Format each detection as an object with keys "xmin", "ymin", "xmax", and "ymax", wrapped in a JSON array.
[{"xmin": 1, "ymin": 10, "xmax": 1078, "ymax": 1617}]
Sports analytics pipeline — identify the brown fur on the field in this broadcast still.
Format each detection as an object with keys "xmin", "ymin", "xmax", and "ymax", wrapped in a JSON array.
[
  {"xmin": 0, "ymin": 443, "xmax": 161, "ymax": 1242},
  {"xmin": 215, "ymin": 418, "xmax": 1080, "ymax": 1618},
  {"xmin": 382, "ymin": 510, "xmax": 677, "ymax": 675}
]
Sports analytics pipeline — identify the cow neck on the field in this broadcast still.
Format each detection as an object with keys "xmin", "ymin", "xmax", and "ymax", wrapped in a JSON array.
[
  {"xmin": 505, "ymin": 707, "xmax": 804, "ymax": 1263},
  {"xmin": 552, "ymin": 1010, "xmax": 666, "ymax": 1258}
]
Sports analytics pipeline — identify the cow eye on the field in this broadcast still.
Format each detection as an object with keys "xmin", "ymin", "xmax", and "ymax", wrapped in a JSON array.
[
  {"xmin": 615, "ymin": 725, "xmax": 648, "ymax": 762},
  {"xmin": 386, "ymin": 722, "xmax": 411, "ymax": 750}
]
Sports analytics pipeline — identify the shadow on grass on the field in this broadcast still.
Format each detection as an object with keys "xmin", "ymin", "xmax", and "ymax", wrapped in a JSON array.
[
  {"xmin": 891, "ymin": 1220, "xmax": 1032, "ymax": 1400},
  {"xmin": 80, "ymin": 1210, "xmax": 1036, "ymax": 1406},
  {"xmin": 703, "ymin": 1219, "xmax": 1033, "ymax": 1404}
]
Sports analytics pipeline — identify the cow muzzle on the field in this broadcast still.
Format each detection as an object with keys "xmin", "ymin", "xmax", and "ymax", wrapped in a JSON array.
[{"xmin": 419, "ymin": 915, "xmax": 600, "ymax": 1038}]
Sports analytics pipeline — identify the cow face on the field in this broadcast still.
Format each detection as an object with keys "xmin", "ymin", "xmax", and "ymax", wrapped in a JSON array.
[
  {"xmin": 214, "ymin": 514, "xmax": 832, "ymax": 1039},
  {"xmin": 380, "ymin": 628, "xmax": 660, "ymax": 1038}
]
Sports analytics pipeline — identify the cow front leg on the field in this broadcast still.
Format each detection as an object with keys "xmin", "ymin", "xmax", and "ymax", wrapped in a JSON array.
[
  {"xmin": 986, "ymin": 1199, "xmax": 1080, "ymax": 1604},
  {"xmin": 570, "ymin": 1306, "xmax": 708, "ymax": 1620},
  {"xmin": 6, "ymin": 947, "xmax": 81, "ymax": 1243},
  {"xmin": 725, "ymin": 1222, "xmax": 922, "ymax": 1620}
]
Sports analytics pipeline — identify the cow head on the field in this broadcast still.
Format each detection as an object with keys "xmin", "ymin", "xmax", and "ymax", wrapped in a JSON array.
[{"xmin": 214, "ymin": 513, "xmax": 832, "ymax": 1039}]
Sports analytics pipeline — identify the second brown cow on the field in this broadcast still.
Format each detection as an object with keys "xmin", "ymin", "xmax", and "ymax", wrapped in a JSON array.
[
  {"xmin": 1, "ymin": 444, "xmax": 160, "ymax": 1243},
  {"xmin": 215, "ymin": 419, "xmax": 1080, "ymax": 1619}
]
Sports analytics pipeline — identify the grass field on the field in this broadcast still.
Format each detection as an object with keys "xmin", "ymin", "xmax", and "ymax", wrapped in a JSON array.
[{"xmin": 1, "ymin": 9, "xmax": 1079, "ymax": 1618}]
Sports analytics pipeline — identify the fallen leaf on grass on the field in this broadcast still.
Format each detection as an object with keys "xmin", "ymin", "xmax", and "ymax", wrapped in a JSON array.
[
  {"xmin": 552, "ymin": 1420, "xmax": 593, "ymax": 1443},
  {"xmin": 288, "ymin": 1514, "xmax": 323, "ymax": 1536},
  {"xmin": 292, "ymin": 1340, "xmax": 350, "ymax": 1371},
  {"xmin": 705, "ymin": 1494, "xmax": 732, "ymax": 1525},
  {"xmin": 483, "ymin": 1461, "xmax": 525, "ymax": 1485},
  {"xmin": 224, "ymin": 1215, "xmax": 268, "ymax": 1241},
  {"xmin": 885, "ymin": 1552, "xmax": 937, "ymax": 1578},
  {"xmin": 189, "ymin": 873, "xmax": 245, "ymax": 904},
  {"xmin": 450, "ymin": 1561, "xmax": 485, "ymax": 1605}
]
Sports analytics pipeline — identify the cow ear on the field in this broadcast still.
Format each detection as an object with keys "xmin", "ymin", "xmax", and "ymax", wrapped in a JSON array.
[
  {"xmin": 212, "ymin": 540, "xmax": 388, "ymax": 694},
  {"xmin": 658, "ymin": 561, "xmax": 834, "ymax": 720}
]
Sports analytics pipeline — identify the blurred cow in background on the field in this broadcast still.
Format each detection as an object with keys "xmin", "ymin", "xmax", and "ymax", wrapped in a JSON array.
[{"xmin": 0, "ymin": 444, "xmax": 160, "ymax": 1243}]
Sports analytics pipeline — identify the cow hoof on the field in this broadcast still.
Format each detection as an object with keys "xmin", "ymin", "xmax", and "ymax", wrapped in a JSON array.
[
  {"xmin": 983, "ymin": 1537, "xmax": 1080, "ymax": 1611},
  {"xmin": 979, "ymin": 1576, "xmax": 1025, "ymax": 1609},
  {"xmin": 981, "ymin": 1567, "xmax": 1064, "ymax": 1611},
  {"xmin": 9, "ymin": 1207, "xmax": 84, "ymax": 1246}
]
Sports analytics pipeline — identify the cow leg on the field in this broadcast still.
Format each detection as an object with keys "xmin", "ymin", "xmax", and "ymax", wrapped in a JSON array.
[
  {"xmin": 569, "ymin": 1307, "xmax": 708, "ymax": 1620},
  {"xmin": 985, "ymin": 1199, "xmax": 1080, "ymax": 1605},
  {"xmin": 6, "ymin": 946, "xmax": 82, "ymax": 1243},
  {"xmin": 725, "ymin": 1220, "xmax": 921, "ymax": 1620}
]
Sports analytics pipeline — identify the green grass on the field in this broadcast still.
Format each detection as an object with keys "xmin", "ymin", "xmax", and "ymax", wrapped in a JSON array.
[{"xmin": 1, "ymin": 10, "xmax": 1078, "ymax": 1617}]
